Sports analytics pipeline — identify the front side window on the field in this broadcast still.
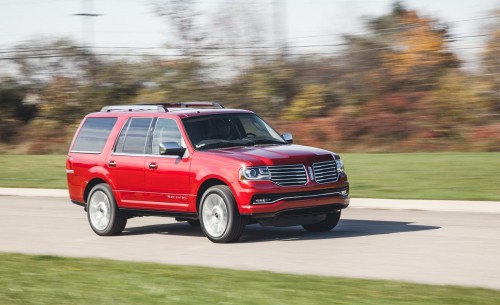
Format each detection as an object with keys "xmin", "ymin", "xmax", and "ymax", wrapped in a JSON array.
[
  {"xmin": 183, "ymin": 113, "xmax": 286, "ymax": 150},
  {"xmin": 114, "ymin": 118, "xmax": 153, "ymax": 154},
  {"xmin": 151, "ymin": 118, "xmax": 183, "ymax": 155},
  {"xmin": 72, "ymin": 117, "xmax": 117, "ymax": 153}
]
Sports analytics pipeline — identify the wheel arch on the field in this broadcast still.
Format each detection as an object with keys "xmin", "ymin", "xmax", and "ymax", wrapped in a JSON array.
[
  {"xmin": 84, "ymin": 178, "xmax": 108, "ymax": 203},
  {"xmin": 196, "ymin": 178, "xmax": 228, "ymax": 213}
]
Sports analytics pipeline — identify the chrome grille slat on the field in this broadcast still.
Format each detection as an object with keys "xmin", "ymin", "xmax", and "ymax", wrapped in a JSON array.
[
  {"xmin": 270, "ymin": 173, "xmax": 306, "ymax": 177},
  {"xmin": 313, "ymin": 164, "xmax": 334, "ymax": 168},
  {"xmin": 313, "ymin": 161, "xmax": 339, "ymax": 184},
  {"xmin": 268, "ymin": 165, "xmax": 307, "ymax": 186}
]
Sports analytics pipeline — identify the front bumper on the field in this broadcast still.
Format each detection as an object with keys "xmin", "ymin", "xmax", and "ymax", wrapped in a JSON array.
[{"xmin": 232, "ymin": 173, "xmax": 349, "ymax": 215}]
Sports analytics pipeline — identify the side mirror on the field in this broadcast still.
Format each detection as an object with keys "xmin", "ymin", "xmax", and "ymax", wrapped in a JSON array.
[
  {"xmin": 160, "ymin": 142, "xmax": 186, "ymax": 157},
  {"xmin": 282, "ymin": 133, "xmax": 293, "ymax": 144}
]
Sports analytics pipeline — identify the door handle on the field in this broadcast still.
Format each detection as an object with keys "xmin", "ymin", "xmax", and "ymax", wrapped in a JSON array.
[
  {"xmin": 108, "ymin": 161, "xmax": 116, "ymax": 167},
  {"xmin": 149, "ymin": 162, "xmax": 158, "ymax": 169}
]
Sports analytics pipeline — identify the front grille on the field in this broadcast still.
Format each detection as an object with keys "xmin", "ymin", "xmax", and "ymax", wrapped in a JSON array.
[
  {"xmin": 313, "ymin": 161, "xmax": 339, "ymax": 184},
  {"xmin": 268, "ymin": 164, "xmax": 308, "ymax": 186}
]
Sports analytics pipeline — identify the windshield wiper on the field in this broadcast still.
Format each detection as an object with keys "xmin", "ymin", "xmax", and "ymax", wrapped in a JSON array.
[
  {"xmin": 197, "ymin": 140, "xmax": 245, "ymax": 150},
  {"xmin": 250, "ymin": 138, "xmax": 286, "ymax": 145},
  {"xmin": 197, "ymin": 138, "xmax": 285, "ymax": 150}
]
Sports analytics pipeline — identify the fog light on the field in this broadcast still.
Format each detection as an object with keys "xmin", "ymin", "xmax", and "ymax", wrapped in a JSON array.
[
  {"xmin": 340, "ymin": 190, "xmax": 349, "ymax": 197},
  {"xmin": 254, "ymin": 198, "xmax": 272, "ymax": 204}
]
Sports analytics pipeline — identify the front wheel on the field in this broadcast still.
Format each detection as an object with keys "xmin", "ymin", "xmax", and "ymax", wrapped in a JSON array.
[
  {"xmin": 199, "ymin": 185, "xmax": 245, "ymax": 243},
  {"xmin": 87, "ymin": 183, "xmax": 127, "ymax": 236},
  {"xmin": 302, "ymin": 211, "xmax": 341, "ymax": 232}
]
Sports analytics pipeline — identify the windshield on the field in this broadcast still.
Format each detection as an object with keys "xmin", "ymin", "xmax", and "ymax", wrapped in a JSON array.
[{"xmin": 182, "ymin": 113, "xmax": 287, "ymax": 150}]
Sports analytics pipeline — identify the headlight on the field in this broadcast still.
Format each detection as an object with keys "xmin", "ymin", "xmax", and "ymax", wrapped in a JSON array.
[
  {"xmin": 335, "ymin": 159, "xmax": 344, "ymax": 173},
  {"xmin": 240, "ymin": 166, "xmax": 271, "ymax": 181}
]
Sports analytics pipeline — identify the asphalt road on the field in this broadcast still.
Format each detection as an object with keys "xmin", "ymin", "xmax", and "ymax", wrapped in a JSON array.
[{"xmin": 1, "ymin": 195, "xmax": 499, "ymax": 290}]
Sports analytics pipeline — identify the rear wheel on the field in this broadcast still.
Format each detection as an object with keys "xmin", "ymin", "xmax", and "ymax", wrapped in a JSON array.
[
  {"xmin": 87, "ymin": 183, "xmax": 127, "ymax": 236},
  {"xmin": 302, "ymin": 211, "xmax": 341, "ymax": 232},
  {"xmin": 199, "ymin": 185, "xmax": 245, "ymax": 243}
]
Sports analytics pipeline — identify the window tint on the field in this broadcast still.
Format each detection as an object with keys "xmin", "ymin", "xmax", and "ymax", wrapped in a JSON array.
[
  {"xmin": 114, "ymin": 118, "xmax": 153, "ymax": 154},
  {"xmin": 240, "ymin": 116, "xmax": 274, "ymax": 138},
  {"xmin": 72, "ymin": 117, "xmax": 117, "ymax": 153},
  {"xmin": 151, "ymin": 119, "xmax": 183, "ymax": 155},
  {"xmin": 183, "ymin": 114, "xmax": 285, "ymax": 149}
]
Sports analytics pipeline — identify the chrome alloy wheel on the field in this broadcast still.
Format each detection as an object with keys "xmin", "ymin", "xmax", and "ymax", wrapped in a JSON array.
[
  {"xmin": 201, "ymin": 193, "xmax": 229, "ymax": 238},
  {"xmin": 88, "ymin": 190, "xmax": 111, "ymax": 231}
]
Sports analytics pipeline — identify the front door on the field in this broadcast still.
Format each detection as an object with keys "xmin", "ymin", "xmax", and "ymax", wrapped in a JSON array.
[{"xmin": 144, "ymin": 118, "xmax": 191, "ymax": 212}]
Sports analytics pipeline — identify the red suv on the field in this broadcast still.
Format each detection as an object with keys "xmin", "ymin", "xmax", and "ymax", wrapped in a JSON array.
[{"xmin": 66, "ymin": 102, "xmax": 349, "ymax": 242}]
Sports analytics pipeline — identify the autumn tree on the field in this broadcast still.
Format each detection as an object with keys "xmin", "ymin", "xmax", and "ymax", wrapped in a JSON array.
[
  {"xmin": 482, "ymin": 13, "xmax": 500, "ymax": 113},
  {"xmin": 0, "ymin": 78, "xmax": 34, "ymax": 142},
  {"xmin": 370, "ymin": 2, "xmax": 459, "ymax": 91}
]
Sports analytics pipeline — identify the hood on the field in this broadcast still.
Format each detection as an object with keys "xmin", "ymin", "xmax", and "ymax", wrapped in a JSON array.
[{"xmin": 200, "ymin": 144, "xmax": 335, "ymax": 166}]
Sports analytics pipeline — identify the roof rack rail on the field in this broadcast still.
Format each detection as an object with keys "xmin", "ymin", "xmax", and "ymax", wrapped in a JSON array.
[
  {"xmin": 161, "ymin": 101, "xmax": 224, "ymax": 109},
  {"xmin": 100, "ymin": 102, "xmax": 224, "ymax": 113},
  {"xmin": 100, "ymin": 105, "xmax": 166, "ymax": 112}
]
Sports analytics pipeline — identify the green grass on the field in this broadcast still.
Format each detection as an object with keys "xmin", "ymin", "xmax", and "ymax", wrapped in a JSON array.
[
  {"xmin": 342, "ymin": 152, "xmax": 500, "ymax": 201},
  {"xmin": 0, "ymin": 153, "xmax": 499, "ymax": 200},
  {"xmin": 0, "ymin": 155, "xmax": 66, "ymax": 189},
  {"xmin": 0, "ymin": 253, "xmax": 499, "ymax": 305}
]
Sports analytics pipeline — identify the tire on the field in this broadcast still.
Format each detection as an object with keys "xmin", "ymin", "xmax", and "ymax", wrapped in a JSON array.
[
  {"xmin": 302, "ymin": 211, "xmax": 341, "ymax": 232},
  {"xmin": 87, "ymin": 183, "xmax": 127, "ymax": 236},
  {"xmin": 199, "ymin": 185, "xmax": 245, "ymax": 243}
]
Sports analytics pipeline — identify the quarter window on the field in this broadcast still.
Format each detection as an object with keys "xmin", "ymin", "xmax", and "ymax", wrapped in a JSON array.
[
  {"xmin": 114, "ymin": 118, "xmax": 153, "ymax": 154},
  {"xmin": 72, "ymin": 117, "xmax": 117, "ymax": 153}
]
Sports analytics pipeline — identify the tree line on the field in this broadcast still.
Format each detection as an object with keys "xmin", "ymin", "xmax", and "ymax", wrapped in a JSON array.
[{"xmin": 1, "ymin": 2, "xmax": 499, "ymax": 153}]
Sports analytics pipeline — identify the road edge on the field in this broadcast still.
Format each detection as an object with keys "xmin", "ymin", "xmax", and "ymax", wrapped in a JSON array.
[{"xmin": 1, "ymin": 187, "xmax": 500, "ymax": 214}]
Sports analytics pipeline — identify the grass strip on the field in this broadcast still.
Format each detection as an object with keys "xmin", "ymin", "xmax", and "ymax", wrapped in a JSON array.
[
  {"xmin": 342, "ymin": 152, "xmax": 500, "ymax": 201},
  {"xmin": 0, "ymin": 155, "xmax": 66, "ymax": 189},
  {"xmin": 0, "ymin": 253, "xmax": 499, "ymax": 305},
  {"xmin": 0, "ymin": 153, "xmax": 499, "ymax": 201}
]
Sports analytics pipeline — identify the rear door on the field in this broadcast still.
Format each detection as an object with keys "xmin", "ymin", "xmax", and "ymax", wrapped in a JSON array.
[
  {"xmin": 107, "ymin": 117, "xmax": 153, "ymax": 207},
  {"xmin": 143, "ymin": 118, "xmax": 191, "ymax": 212}
]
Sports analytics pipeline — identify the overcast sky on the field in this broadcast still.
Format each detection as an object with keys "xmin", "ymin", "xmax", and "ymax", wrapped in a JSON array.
[{"xmin": 0, "ymin": 0, "xmax": 498, "ymax": 67}]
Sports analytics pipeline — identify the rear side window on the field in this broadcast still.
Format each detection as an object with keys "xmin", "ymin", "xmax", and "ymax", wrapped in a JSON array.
[
  {"xmin": 114, "ymin": 118, "xmax": 153, "ymax": 154},
  {"xmin": 72, "ymin": 117, "xmax": 117, "ymax": 153}
]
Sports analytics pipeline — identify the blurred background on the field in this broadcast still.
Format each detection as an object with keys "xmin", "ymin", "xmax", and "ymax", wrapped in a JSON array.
[{"xmin": 0, "ymin": 0, "xmax": 499, "ymax": 154}]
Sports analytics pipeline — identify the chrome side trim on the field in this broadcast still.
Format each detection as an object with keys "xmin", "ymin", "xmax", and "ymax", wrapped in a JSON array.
[
  {"xmin": 70, "ymin": 150, "xmax": 101, "ymax": 154},
  {"xmin": 111, "ymin": 152, "xmax": 182, "ymax": 159}
]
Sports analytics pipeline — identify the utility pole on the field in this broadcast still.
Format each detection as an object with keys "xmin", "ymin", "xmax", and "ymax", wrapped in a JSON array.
[
  {"xmin": 273, "ymin": 0, "xmax": 286, "ymax": 58},
  {"xmin": 73, "ymin": 0, "xmax": 101, "ymax": 85},
  {"xmin": 73, "ymin": 0, "xmax": 101, "ymax": 48}
]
